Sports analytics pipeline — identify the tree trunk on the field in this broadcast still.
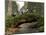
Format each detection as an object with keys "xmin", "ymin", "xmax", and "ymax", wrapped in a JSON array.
[{"xmin": 7, "ymin": 0, "xmax": 12, "ymax": 16}]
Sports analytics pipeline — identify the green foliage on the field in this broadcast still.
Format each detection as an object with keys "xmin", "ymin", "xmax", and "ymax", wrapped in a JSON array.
[
  {"xmin": 12, "ymin": 1, "xmax": 18, "ymax": 13},
  {"xmin": 5, "ymin": 16, "xmax": 14, "ymax": 28},
  {"xmin": 5, "ymin": 12, "xmax": 44, "ymax": 32},
  {"xmin": 5, "ymin": 2, "xmax": 44, "ymax": 32},
  {"xmin": 39, "ymin": 26, "xmax": 44, "ymax": 32},
  {"xmin": 28, "ymin": 2, "xmax": 44, "ymax": 16}
]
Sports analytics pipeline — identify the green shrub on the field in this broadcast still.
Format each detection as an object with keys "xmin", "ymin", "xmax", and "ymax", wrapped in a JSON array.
[{"xmin": 5, "ymin": 13, "xmax": 44, "ymax": 32}]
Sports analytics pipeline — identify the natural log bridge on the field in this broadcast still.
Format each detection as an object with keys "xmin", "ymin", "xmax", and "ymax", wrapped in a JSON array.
[
  {"xmin": 6, "ymin": 19, "xmax": 38, "ymax": 35},
  {"xmin": 14, "ymin": 18, "xmax": 37, "ymax": 28}
]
